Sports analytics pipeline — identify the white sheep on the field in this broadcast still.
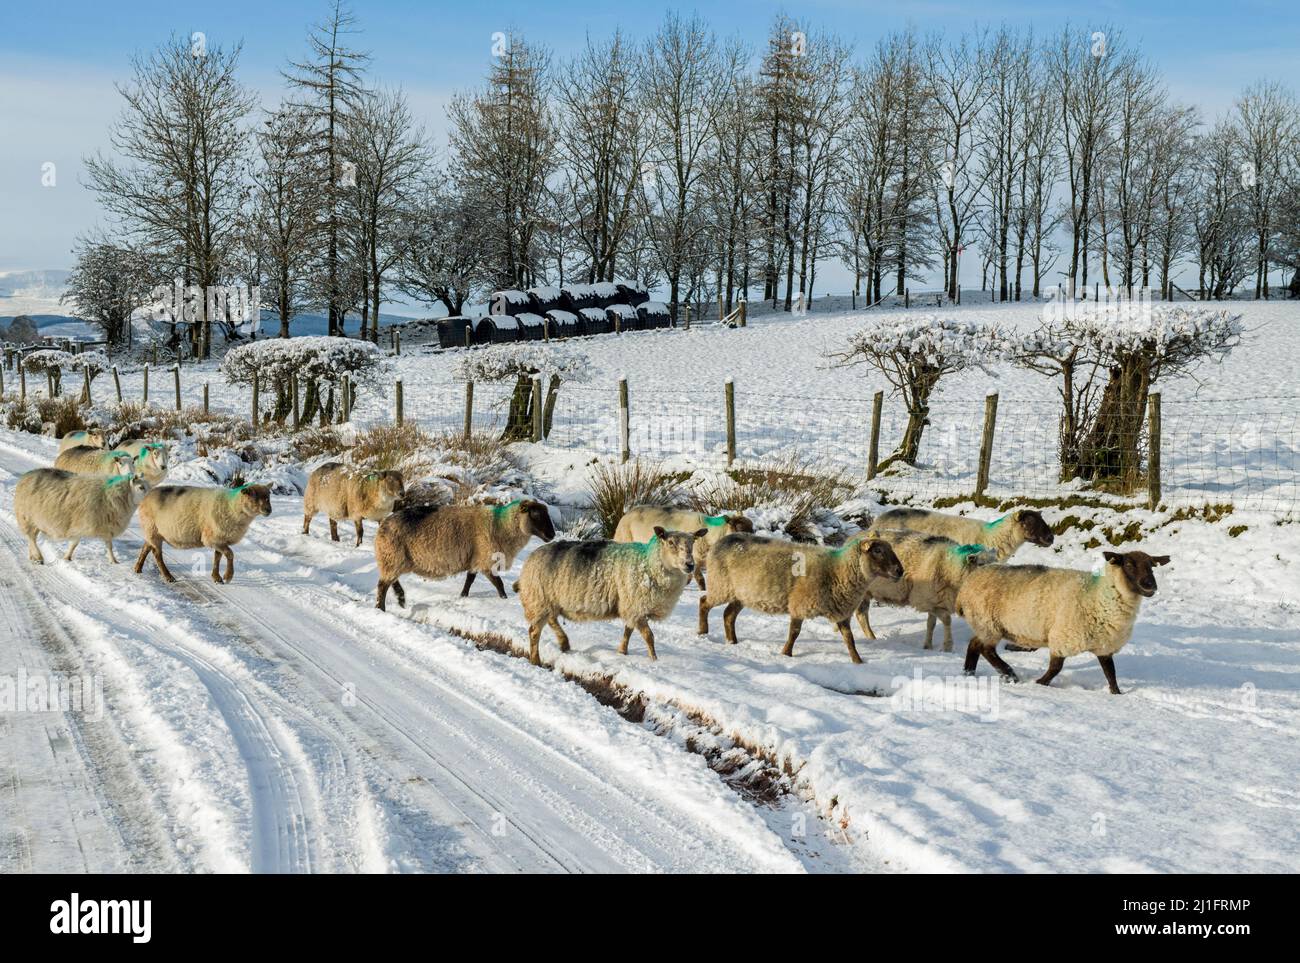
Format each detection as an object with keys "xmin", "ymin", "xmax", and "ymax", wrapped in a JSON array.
[
  {"xmin": 954, "ymin": 550, "xmax": 1170, "ymax": 694},
  {"xmin": 14, "ymin": 467, "xmax": 149, "ymax": 564},
  {"xmin": 516, "ymin": 527, "xmax": 704, "ymax": 665},
  {"xmin": 134, "ymin": 484, "xmax": 272, "ymax": 583},
  {"xmin": 57, "ymin": 429, "xmax": 105, "ymax": 454},
  {"xmin": 874, "ymin": 506, "xmax": 1054, "ymax": 560},
  {"xmin": 613, "ymin": 505, "xmax": 753, "ymax": 589},
  {"xmin": 856, "ymin": 529, "xmax": 991, "ymax": 651}
]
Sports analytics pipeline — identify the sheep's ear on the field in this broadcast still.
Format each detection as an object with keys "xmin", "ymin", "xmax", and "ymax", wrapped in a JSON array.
[
  {"xmin": 693, "ymin": 528, "xmax": 708, "ymax": 538},
  {"xmin": 1152, "ymin": 555, "xmax": 1170, "ymax": 566},
  {"xmin": 1103, "ymin": 551, "xmax": 1122, "ymax": 565},
  {"xmin": 653, "ymin": 526, "xmax": 667, "ymax": 539}
]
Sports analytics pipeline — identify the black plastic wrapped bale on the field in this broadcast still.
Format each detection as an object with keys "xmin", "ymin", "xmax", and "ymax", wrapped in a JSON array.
[
  {"xmin": 515, "ymin": 312, "xmax": 547, "ymax": 341},
  {"xmin": 606, "ymin": 303, "xmax": 640, "ymax": 332},
  {"xmin": 616, "ymin": 281, "xmax": 650, "ymax": 307},
  {"xmin": 565, "ymin": 282, "xmax": 623, "ymax": 310},
  {"xmin": 545, "ymin": 309, "xmax": 579, "ymax": 338},
  {"xmin": 637, "ymin": 301, "xmax": 671, "ymax": 329},
  {"xmin": 474, "ymin": 315, "xmax": 520, "ymax": 343},
  {"xmin": 436, "ymin": 316, "xmax": 473, "ymax": 348},
  {"xmin": 487, "ymin": 289, "xmax": 534, "ymax": 317},
  {"xmin": 528, "ymin": 286, "xmax": 568, "ymax": 315},
  {"xmin": 578, "ymin": 307, "xmax": 611, "ymax": 335}
]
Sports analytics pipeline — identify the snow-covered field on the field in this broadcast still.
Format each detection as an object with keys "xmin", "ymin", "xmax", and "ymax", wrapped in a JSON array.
[{"xmin": 2, "ymin": 296, "xmax": 1298, "ymax": 873}]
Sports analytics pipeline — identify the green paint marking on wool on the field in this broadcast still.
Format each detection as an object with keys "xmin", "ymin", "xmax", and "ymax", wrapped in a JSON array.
[
  {"xmin": 951, "ymin": 543, "xmax": 987, "ymax": 558},
  {"xmin": 225, "ymin": 483, "xmax": 251, "ymax": 498},
  {"xmin": 704, "ymin": 515, "xmax": 727, "ymax": 527},
  {"xmin": 104, "ymin": 474, "xmax": 133, "ymax": 488},
  {"xmin": 491, "ymin": 499, "xmax": 522, "ymax": 519},
  {"xmin": 983, "ymin": 515, "xmax": 1008, "ymax": 531}
]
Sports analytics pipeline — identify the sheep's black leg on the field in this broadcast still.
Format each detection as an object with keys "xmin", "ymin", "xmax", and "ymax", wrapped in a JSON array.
[
  {"xmin": 1097, "ymin": 655, "xmax": 1122, "ymax": 695},
  {"xmin": 1036, "ymin": 655, "xmax": 1065, "ymax": 687},
  {"xmin": 963, "ymin": 637, "xmax": 982, "ymax": 675},
  {"xmin": 376, "ymin": 580, "xmax": 390, "ymax": 610},
  {"xmin": 780, "ymin": 618, "xmax": 803, "ymax": 657},
  {"xmin": 694, "ymin": 570, "xmax": 706, "ymax": 591},
  {"xmin": 836, "ymin": 620, "xmax": 863, "ymax": 664},
  {"xmin": 485, "ymin": 571, "xmax": 507, "ymax": 598},
  {"xmin": 981, "ymin": 643, "xmax": 1020, "ymax": 682},
  {"xmin": 329, "ymin": 519, "xmax": 340, "ymax": 542},
  {"xmin": 722, "ymin": 602, "xmax": 743, "ymax": 645},
  {"xmin": 460, "ymin": 571, "xmax": 476, "ymax": 597},
  {"xmin": 133, "ymin": 543, "xmax": 151, "ymax": 574},
  {"xmin": 154, "ymin": 545, "xmax": 177, "ymax": 583},
  {"xmin": 354, "ymin": 520, "xmax": 364, "ymax": 546},
  {"xmin": 392, "ymin": 580, "xmax": 406, "ymax": 607}
]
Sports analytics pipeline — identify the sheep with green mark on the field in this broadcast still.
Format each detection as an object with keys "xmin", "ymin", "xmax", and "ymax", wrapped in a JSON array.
[
  {"xmin": 873, "ymin": 506, "xmax": 1054, "ymax": 560},
  {"xmin": 57, "ymin": 429, "xmax": 106, "ymax": 454},
  {"xmin": 517, "ymin": 527, "xmax": 705, "ymax": 665},
  {"xmin": 374, "ymin": 499, "xmax": 555, "ymax": 610},
  {"xmin": 614, "ymin": 505, "xmax": 753, "ymax": 590},
  {"xmin": 134, "ymin": 483, "xmax": 272, "ymax": 584},
  {"xmin": 14, "ymin": 467, "xmax": 149, "ymax": 564}
]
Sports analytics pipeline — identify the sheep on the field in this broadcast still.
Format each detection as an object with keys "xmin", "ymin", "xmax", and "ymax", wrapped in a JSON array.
[
  {"xmin": 56, "ymin": 443, "xmax": 168, "ymax": 484},
  {"xmin": 374, "ymin": 498, "xmax": 556, "ymax": 611},
  {"xmin": 613, "ymin": 505, "xmax": 754, "ymax": 590},
  {"xmin": 854, "ymin": 529, "xmax": 992, "ymax": 651},
  {"xmin": 302, "ymin": 463, "xmax": 405, "ymax": 546},
  {"xmin": 873, "ymin": 506, "xmax": 1054, "ymax": 560},
  {"xmin": 954, "ymin": 550, "xmax": 1171, "ymax": 694},
  {"xmin": 58, "ymin": 429, "xmax": 105, "ymax": 454},
  {"xmin": 133, "ymin": 484, "xmax": 273, "ymax": 584},
  {"xmin": 516, "ymin": 527, "xmax": 705, "ymax": 665},
  {"xmin": 115, "ymin": 441, "xmax": 171, "ymax": 484},
  {"xmin": 14, "ymin": 468, "xmax": 149, "ymax": 564},
  {"xmin": 698, "ymin": 533, "xmax": 904, "ymax": 663}
]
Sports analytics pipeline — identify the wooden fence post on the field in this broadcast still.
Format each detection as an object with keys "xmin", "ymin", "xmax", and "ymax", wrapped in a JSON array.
[
  {"xmin": 738, "ymin": 300, "xmax": 747, "ymax": 327},
  {"xmin": 867, "ymin": 391, "xmax": 883, "ymax": 481},
  {"xmin": 341, "ymin": 374, "xmax": 352, "ymax": 423},
  {"xmin": 724, "ymin": 378, "xmax": 736, "ymax": 467},
  {"xmin": 618, "ymin": 377, "xmax": 630, "ymax": 464},
  {"xmin": 975, "ymin": 392, "xmax": 999, "ymax": 499},
  {"xmin": 143, "ymin": 363, "xmax": 149, "ymax": 404},
  {"xmin": 82, "ymin": 365, "xmax": 92, "ymax": 406},
  {"xmin": 531, "ymin": 375, "xmax": 543, "ymax": 442},
  {"xmin": 395, "ymin": 328, "xmax": 401, "ymax": 356},
  {"xmin": 464, "ymin": 326, "xmax": 472, "ymax": 348},
  {"xmin": 0, "ymin": 363, "xmax": 4, "ymax": 398},
  {"xmin": 1147, "ymin": 392, "xmax": 1162, "ymax": 509},
  {"xmin": 395, "ymin": 378, "xmax": 404, "ymax": 425},
  {"xmin": 292, "ymin": 377, "xmax": 300, "ymax": 430},
  {"xmin": 173, "ymin": 364, "xmax": 182, "ymax": 411},
  {"xmin": 112, "ymin": 365, "xmax": 122, "ymax": 403},
  {"xmin": 718, "ymin": 295, "xmax": 723, "ymax": 323},
  {"xmin": 151, "ymin": 344, "xmax": 158, "ymax": 366},
  {"xmin": 203, "ymin": 382, "xmax": 210, "ymax": 414},
  {"xmin": 19, "ymin": 363, "xmax": 26, "ymax": 402},
  {"xmin": 684, "ymin": 304, "xmax": 690, "ymax": 329},
  {"xmin": 905, "ymin": 288, "xmax": 910, "ymax": 309},
  {"xmin": 251, "ymin": 373, "xmax": 259, "ymax": 431},
  {"xmin": 463, "ymin": 381, "xmax": 474, "ymax": 439}
]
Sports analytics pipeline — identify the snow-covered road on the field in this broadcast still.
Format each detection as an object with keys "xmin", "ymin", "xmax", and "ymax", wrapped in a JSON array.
[{"xmin": 0, "ymin": 433, "xmax": 809, "ymax": 874}]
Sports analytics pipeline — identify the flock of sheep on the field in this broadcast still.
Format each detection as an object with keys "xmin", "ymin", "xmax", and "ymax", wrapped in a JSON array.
[{"xmin": 12, "ymin": 430, "xmax": 1170, "ymax": 695}]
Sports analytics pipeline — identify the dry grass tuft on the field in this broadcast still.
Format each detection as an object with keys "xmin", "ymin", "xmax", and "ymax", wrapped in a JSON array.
[
  {"xmin": 351, "ymin": 423, "xmax": 435, "ymax": 471},
  {"xmin": 587, "ymin": 459, "xmax": 683, "ymax": 537},
  {"xmin": 689, "ymin": 454, "xmax": 853, "ymax": 540}
]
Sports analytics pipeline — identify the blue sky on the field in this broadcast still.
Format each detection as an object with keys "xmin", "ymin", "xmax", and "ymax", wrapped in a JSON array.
[{"xmin": 2, "ymin": 0, "xmax": 1297, "ymax": 286}]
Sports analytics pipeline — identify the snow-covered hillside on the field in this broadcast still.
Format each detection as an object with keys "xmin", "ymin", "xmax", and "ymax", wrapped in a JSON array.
[{"xmin": 1, "ymin": 297, "xmax": 1297, "ymax": 873}]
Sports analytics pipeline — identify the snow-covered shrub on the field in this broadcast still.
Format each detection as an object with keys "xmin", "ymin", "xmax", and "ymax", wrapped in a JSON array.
[
  {"xmin": 687, "ymin": 455, "xmax": 855, "ymax": 542},
  {"xmin": 831, "ymin": 316, "xmax": 1002, "ymax": 467},
  {"xmin": 1008, "ymin": 306, "xmax": 1243, "ymax": 487},
  {"xmin": 221, "ymin": 336, "xmax": 387, "ymax": 426},
  {"xmin": 455, "ymin": 342, "xmax": 592, "ymax": 441},
  {"xmin": 21, "ymin": 349, "xmax": 109, "ymax": 398}
]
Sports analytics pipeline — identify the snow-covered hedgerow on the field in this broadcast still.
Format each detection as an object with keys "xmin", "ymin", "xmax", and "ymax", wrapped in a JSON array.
[
  {"xmin": 21, "ymin": 349, "xmax": 109, "ymax": 378},
  {"xmin": 831, "ymin": 316, "xmax": 1003, "ymax": 467},
  {"xmin": 453, "ymin": 342, "xmax": 592, "ymax": 384},
  {"xmin": 220, "ymin": 336, "xmax": 387, "ymax": 390}
]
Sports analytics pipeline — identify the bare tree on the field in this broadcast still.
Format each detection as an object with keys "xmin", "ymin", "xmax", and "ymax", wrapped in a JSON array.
[
  {"xmin": 283, "ymin": 0, "xmax": 370, "ymax": 336},
  {"xmin": 342, "ymin": 88, "xmax": 427, "ymax": 341},
  {"xmin": 555, "ymin": 31, "xmax": 648, "ymax": 283},
  {"xmin": 394, "ymin": 169, "xmax": 490, "ymax": 316},
  {"xmin": 62, "ymin": 235, "xmax": 154, "ymax": 346},
  {"xmin": 641, "ymin": 13, "xmax": 723, "ymax": 321},
  {"xmin": 85, "ymin": 35, "xmax": 255, "ymax": 358},
  {"xmin": 1234, "ymin": 81, "xmax": 1298, "ymax": 298}
]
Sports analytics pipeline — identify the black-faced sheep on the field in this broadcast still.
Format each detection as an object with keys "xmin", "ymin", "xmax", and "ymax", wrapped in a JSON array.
[{"xmin": 874, "ymin": 507, "xmax": 1054, "ymax": 560}]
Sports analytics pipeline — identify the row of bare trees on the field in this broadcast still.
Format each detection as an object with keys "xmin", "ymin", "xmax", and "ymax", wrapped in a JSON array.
[{"xmin": 70, "ymin": 6, "xmax": 1300, "ymax": 353}]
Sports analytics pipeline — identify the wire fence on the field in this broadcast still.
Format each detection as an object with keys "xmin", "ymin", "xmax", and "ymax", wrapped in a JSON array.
[{"xmin": 398, "ymin": 379, "xmax": 1300, "ymax": 513}]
